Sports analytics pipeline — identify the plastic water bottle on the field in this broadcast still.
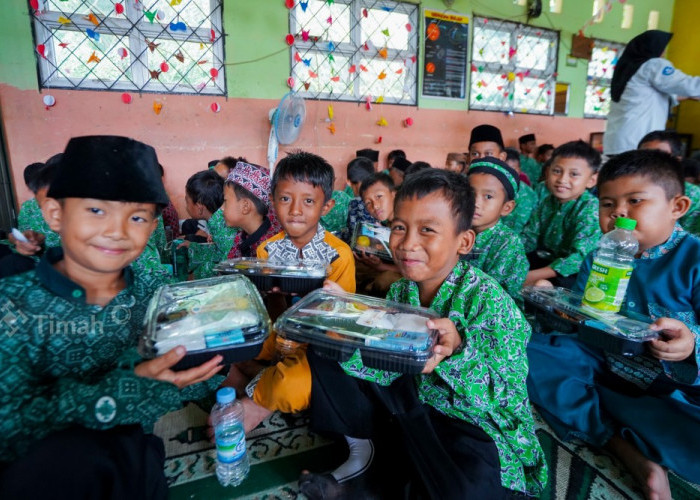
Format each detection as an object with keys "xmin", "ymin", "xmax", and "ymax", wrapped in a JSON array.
[
  {"xmin": 582, "ymin": 217, "xmax": 638, "ymax": 313},
  {"xmin": 211, "ymin": 387, "xmax": 249, "ymax": 487}
]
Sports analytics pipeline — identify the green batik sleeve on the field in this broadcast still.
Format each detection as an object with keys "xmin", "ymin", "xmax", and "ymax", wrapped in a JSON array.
[
  {"xmin": 549, "ymin": 206, "xmax": 600, "ymax": 277},
  {"xmin": 519, "ymin": 204, "xmax": 541, "ymax": 254},
  {"xmin": 432, "ymin": 283, "xmax": 530, "ymax": 416}
]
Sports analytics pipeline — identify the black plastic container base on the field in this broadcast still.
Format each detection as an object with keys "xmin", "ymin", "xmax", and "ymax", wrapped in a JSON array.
[
  {"xmin": 578, "ymin": 323, "xmax": 647, "ymax": 357},
  {"xmin": 170, "ymin": 340, "xmax": 266, "ymax": 371}
]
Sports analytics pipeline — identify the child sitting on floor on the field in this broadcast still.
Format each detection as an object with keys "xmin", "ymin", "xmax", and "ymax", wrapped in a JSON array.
[
  {"xmin": 237, "ymin": 151, "xmax": 356, "ymax": 432},
  {"xmin": 444, "ymin": 152, "xmax": 468, "ymax": 174},
  {"xmin": 0, "ymin": 136, "xmax": 223, "ymax": 498},
  {"xmin": 502, "ymin": 148, "xmax": 538, "ymax": 234},
  {"xmin": 527, "ymin": 149, "xmax": 700, "ymax": 499},
  {"xmin": 637, "ymin": 130, "xmax": 700, "ymax": 234},
  {"xmin": 299, "ymin": 168, "xmax": 547, "ymax": 499},
  {"xmin": 221, "ymin": 161, "xmax": 281, "ymax": 258},
  {"xmin": 468, "ymin": 124, "xmax": 508, "ymax": 164},
  {"xmin": 467, "ymin": 157, "xmax": 529, "ymax": 304},
  {"xmin": 342, "ymin": 157, "xmax": 376, "ymax": 243},
  {"xmin": 388, "ymin": 156, "xmax": 411, "ymax": 187},
  {"xmin": 521, "ymin": 140, "xmax": 602, "ymax": 288},
  {"xmin": 354, "ymin": 172, "xmax": 402, "ymax": 297}
]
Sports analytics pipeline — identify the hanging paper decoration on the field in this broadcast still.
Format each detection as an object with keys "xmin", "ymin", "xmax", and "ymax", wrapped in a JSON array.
[
  {"xmin": 376, "ymin": 136, "xmax": 383, "ymax": 144},
  {"xmin": 376, "ymin": 96, "xmax": 384, "ymax": 103},
  {"xmin": 117, "ymin": 47, "xmax": 128, "ymax": 59},
  {"xmin": 153, "ymin": 102, "xmax": 163, "ymax": 114},
  {"xmin": 327, "ymin": 41, "xmax": 335, "ymax": 52},
  {"xmin": 326, "ymin": 16, "xmax": 332, "ymax": 24},
  {"xmin": 348, "ymin": 64, "xmax": 356, "ymax": 73},
  {"xmin": 285, "ymin": 0, "xmax": 294, "ymax": 8},
  {"xmin": 197, "ymin": 59, "xmax": 208, "ymax": 65},
  {"xmin": 144, "ymin": 10, "xmax": 156, "ymax": 23},
  {"xmin": 174, "ymin": 51, "xmax": 184, "ymax": 63},
  {"xmin": 330, "ymin": 75, "xmax": 340, "ymax": 82},
  {"xmin": 303, "ymin": 82, "xmax": 310, "ymax": 90},
  {"xmin": 87, "ymin": 51, "xmax": 101, "ymax": 63},
  {"xmin": 328, "ymin": 54, "xmax": 334, "ymax": 63},
  {"xmin": 365, "ymin": 96, "xmax": 372, "ymax": 110},
  {"xmin": 362, "ymin": 8, "xmax": 368, "ymax": 17},
  {"xmin": 42, "ymin": 95, "xmax": 56, "ymax": 109},
  {"xmin": 381, "ymin": 28, "xmax": 390, "ymax": 37},
  {"xmin": 507, "ymin": 72, "xmax": 515, "ymax": 82},
  {"xmin": 57, "ymin": 16, "xmax": 71, "ymax": 24},
  {"xmin": 308, "ymin": 70, "xmax": 318, "ymax": 78},
  {"xmin": 170, "ymin": 21, "xmax": 187, "ymax": 32},
  {"xmin": 146, "ymin": 40, "xmax": 159, "ymax": 52},
  {"xmin": 509, "ymin": 47, "xmax": 517, "ymax": 59},
  {"xmin": 327, "ymin": 105, "xmax": 334, "ymax": 120},
  {"xmin": 359, "ymin": 65, "xmax": 368, "ymax": 72},
  {"xmin": 302, "ymin": 58, "xmax": 311, "ymax": 66},
  {"xmin": 287, "ymin": 76, "xmax": 295, "ymax": 88},
  {"xmin": 149, "ymin": 69, "xmax": 161, "ymax": 79},
  {"xmin": 156, "ymin": 9, "xmax": 165, "ymax": 21},
  {"xmin": 115, "ymin": 3, "xmax": 124, "ymax": 14},
  {"xmin": 327, "ymin": 123, "xmax": 336, "ymax": 135},
  {"xmin": 121, "ymin": 93, "xmax": 132, "ymax": 104},
  {"xmin": 210, "ymin": 29, "xmax": 216, "ymax": 42},
  {"xmin": 378, "ymin": 47, "xmax": 387, "ymax": 59},
  {"xmin": 395, "ymin": 68, "xmax": 402, "ymax": 74},
  {"xmin": 300, "ymin": 1, "xmax": 308, "ymax": 12},
  {"xmin": 294, "ymin": 52, "xmax": 302, "ymax": 62},
  {"xmin": 30, "ymin": 0, "xmax": 39, "ymax": 11},
  {"xmin": 85, "ymin": 13, "xmax": 99, "ymax": 26},
  {"xmin": 160, "ymin": 62, "xmax": 169, "ymax": 72},
  {"xmin": 376, "ymin": 117, "xmax": 388, "ymax": 126},
  {"xmin": 211, "ymin": 102, "xmax": 221, "ymax": 113},
  {"xmin": 475, "ymin": 94, "xmax": 483, "ymax": 101},
  {"xmin": 36, "ymin": 44, "xmax": 46, "ymax": 59},
  {"xmin": 285, "ymin": 34, "xmax": 295, "ymax": 45},
  {"xmin": 58, "ymin": 42, "xmax": 69, "ymax": 49},
  {"xmin": 171, "ymin": 0, "xmax": 182, "ymax": 5},
  {"xmin": 406, "ymin": 23, "xmax": 412, "ymax": 32},
  {"xmin": 86, "ymin": 29, "xmax": 100, "ymax": 41},
  {"xmin": 404, "ymin": 117, "xmax": 413, "ymax": 127},
  {"xmin": 327, "ymin": 0, "xmax": 334, "ymax": 4},
  {"xmin": 210, "ymin": 67, "xmax": 219, "ymax": 79}
]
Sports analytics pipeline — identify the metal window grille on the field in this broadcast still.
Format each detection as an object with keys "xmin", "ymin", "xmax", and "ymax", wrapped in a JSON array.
[
  {"xmin": 289, "ymin": 0, "xmax": 418, "ymax": 105},
  {"xmin": 30, "ymin": 0, "xmax": 226, "ymax": 95},
  {"xmin": 469, "ymin": 16, "xmax": 559, "ymax": 115},
  {"xmin": 584, "ymin": 39, "xmax": 625, "ymax": 118}
]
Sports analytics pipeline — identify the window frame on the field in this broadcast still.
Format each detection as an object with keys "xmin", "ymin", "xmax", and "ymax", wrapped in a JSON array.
[
  {"xmin": 289, "ymin": 0, "xmax": 419, "ymax": 105},
  {"xmin": 583, "ymin": 38, "xmax": 626, "ymax": 119},
  {"xmin": 469, "ymin": 15, "xmax": 560, "ymax": 116},
  {"xmin": 30, "ymin": 0, "xmax": 226, "ymax": 95}
]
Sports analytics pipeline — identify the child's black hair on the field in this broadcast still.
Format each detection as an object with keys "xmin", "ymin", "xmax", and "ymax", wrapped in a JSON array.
[
  {"xmin": 387, "ymin": 149, "xmax": 406, "ymax": 163},
  {"xmin": 272, "ymin": 151, "xmax": 335, "ymax": 202},
  {"xmin": 638, "ymin": 130, "xmax": 683, "ymax": 157},
  {"xmin": 23, "ymin": 162, "xmax": 45, "ymax": 193},
  {"xmin": 682, "ymin": 158, "xmax": 700, "ymax": 181},
  {"xmin": 504, "ymin": 148, "xmax": 520, "ymax": 164},
  {"xmin": 550, "ymin": 140, "xmax": 602, "ymax": 173},
  {"xmin": 45, "ymin": 153, "xmax": 63, "ymax": 168},
  {"xmin": 598, "ymin": 149, "xmax": 684, "ymax": 200},
  {"xmin": 208, "ymin": 159, "xmax": 220, "ymax": 169},
  {"xmin": 226, "ymin": 181, "xmax": 269, "ymax": 217},
  {"xmin": 185, "ymin": 170, "xmax": 224, "ymax": 214},
  {"xmin": 536, "ymin": 144, "xmax": 554, "ymax": 156},
  {"xmin": 34, "ymin": 163, "xmax": 58, "ymax": 193},
  {"xmin": 359, "ymin": 172, "xmax": 395, "ymax": 198},
  {"xmin": 395, "ymin": 168, "xmax": 475, "ymax": 233},
  {"xmin": 219, "ymin": 156, "xmax": 248, "ymax": 173},
  {"xmin": 404, "ymin": 162, "xmax": 432, "ymax": 178},
  {"xmin": 346, "ymin": 157, "xmax": 374, "ymax": 184}
]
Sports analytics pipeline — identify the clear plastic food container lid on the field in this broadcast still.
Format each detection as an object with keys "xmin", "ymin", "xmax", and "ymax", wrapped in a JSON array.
[
  {"xmin": 521, "ymin": 286, "xmax": 658, "ymax": 342},
  {"xmin": 214, "ymin": 257, "xmax": 328, "ymax": 278},
  {"xmin": 141, "ymin": 275, "xmax": 270, "ymax": 356},
  {"xmin": 352, "ymin": 222, "xmax": 392, "ymax": 260},
  {"xmin": 275, "ymin": 289, "xmax": 438, "ymax": 354}
]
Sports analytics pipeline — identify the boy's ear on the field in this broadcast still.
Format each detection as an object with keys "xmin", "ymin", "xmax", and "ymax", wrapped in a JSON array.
[
  {"xmin": 671, "ymin": 194, "xmax": 691, "ymax": 220},
  {"xmin": 586, "ymin": 172, "xmax": 598, "ymax": 189},
  {"xmin": 240, "ymin": 198, "xmax": 251, "ymax": 216},
  {"xmin": 456, "ymin": 229, "xmax": 476, "ymax": 256},
  {"xmin": 497, "ymin": 151, "xmax": 507, "ymax": 162},
  {"xmin": 320, "ymin": 197, "xmax": 335, "ymax": 217},
  {"xmin": 500, "ymin": 199, "xmax": 515, "ymax": 217},
  {"xmin": 42, "ymin": 198, "xmax": 64, "ymax": 232}
]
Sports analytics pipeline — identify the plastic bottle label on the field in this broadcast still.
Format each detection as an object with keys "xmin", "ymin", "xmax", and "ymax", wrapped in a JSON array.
[
  {"xmin": 216, "ymin": 427, "xmax": 246, "ymax": 464},
  {"xmin": 582, "ymin": 260, "xmax": 633, "ymax": 312}
]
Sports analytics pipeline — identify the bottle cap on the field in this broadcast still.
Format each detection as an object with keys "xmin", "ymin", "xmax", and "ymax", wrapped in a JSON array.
[
  {"xmin": 614, "ymin": 217, "xmax": 637, "ymax": 230},
  {"xmin": 216, "ymin": 387, "xmax": 236, "ymax": 404}
]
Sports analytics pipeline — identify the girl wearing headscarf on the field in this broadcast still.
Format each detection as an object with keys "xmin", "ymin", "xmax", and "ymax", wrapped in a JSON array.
[{"xmin": 603, "ymin": 30, "xmax": 700, "ymax": 155}]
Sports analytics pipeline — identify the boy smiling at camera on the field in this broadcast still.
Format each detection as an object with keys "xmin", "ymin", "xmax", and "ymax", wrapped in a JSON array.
[
  {"xmin": 0, "ymin": 136, "xmax": 223, "ymax": 498},
  {"xmin": 299, "ymin": 169, "xmax": 546, "ymax": 499},
  {"xmin": 521, "ymin": 140, "xmax": 602, "ymax": 287},
  {"xmin": 528, "ymin": 149, "xmax": 700, "ymax": 500}
]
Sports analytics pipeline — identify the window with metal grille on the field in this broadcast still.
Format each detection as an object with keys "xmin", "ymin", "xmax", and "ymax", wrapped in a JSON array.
[
  {"xmin": 289, "ymin": 0, "xmax": 418, "ymax": 105},
  {"xmin": 469, "ymin": 16, "xmax": 559, "ymax": 115},
  {"xmin": 30, "ymin": 0, "xmax": 225, "ymax": 95},
  {"xmin": 584, "ymin": 40, "xmax": 625, "ymax": 118}
]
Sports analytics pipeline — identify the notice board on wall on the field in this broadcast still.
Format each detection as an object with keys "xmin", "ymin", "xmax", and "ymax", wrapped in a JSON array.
[{"xmin": 421, "ymin": 10, "xmax": 470, "ymax": 100}]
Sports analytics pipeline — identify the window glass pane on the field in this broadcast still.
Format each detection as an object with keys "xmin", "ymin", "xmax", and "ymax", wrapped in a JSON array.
[
  {"xmin": 361, "ymin": 9, "xmax": 411, "ymax": 51},
  {"xmin": 50, "ymin": 30, "xmax": 130, "ymax": 84},
  {"xmin": 469, "ymin": 71, "xmax": 508, "ymax": 108},
  {"xmin": 588, "ymin": 45, "xmax": 619, "ymax": 80},
  {"xmin": 516, "ymin": 35, "xmax": 551, "ymax": 71},
  {"xmin": 47, "ymin": 0, "xmax": 118, "ymax": 17},
  {"xmin": 146, "ymin": 39, "xmax": 218, "ymax": 89},
  {"xmin": 143, "ymin": 0, "xmax": 214, "ymax": 29},
  {"xmin": 291, "ymin": 51, "xmax": 353, "ymax": 95},
  {"xmin": 584, "ymin": 83, "xmax": 611, "ymax": 117},
  {"xmin": 359, "ymin": 57, "xmax": 411, "ymax": 100},
  {"xmin": 293, "ymin": 0, "xmax": 352, "ymax": 43},
  {"xmin": 513, "ymin": 77, "xmax": 550, "ymax": 112},
  {"xmin": 473, "ymin": 28, "xmax": 509, "ymax": 65}
]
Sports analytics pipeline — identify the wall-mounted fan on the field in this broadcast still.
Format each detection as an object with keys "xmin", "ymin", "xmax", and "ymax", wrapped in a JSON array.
[{"xmin": 266, "ymin": 92, "xmax": 306, "ymax": 171}]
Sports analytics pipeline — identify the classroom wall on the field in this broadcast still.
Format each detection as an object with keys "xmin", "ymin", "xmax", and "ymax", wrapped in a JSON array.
[
  {"xmin": 668, "ymin": 0, "xmax": 700, "ymax": 151},
  {"xmin": 0, "ymin": 0, "xmax": 675, "ymax": 216}
]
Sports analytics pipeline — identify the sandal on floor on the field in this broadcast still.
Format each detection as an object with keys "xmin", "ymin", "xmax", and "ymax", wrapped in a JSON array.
[{"xmin": 298, "ymin": 472, "xmax": 352, "ymax": 500}]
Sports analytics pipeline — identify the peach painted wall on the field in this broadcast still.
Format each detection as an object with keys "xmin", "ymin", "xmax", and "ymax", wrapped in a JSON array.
[{"xmin": 0, "ymin": 84, "xmax": 605, "ymax": 216}]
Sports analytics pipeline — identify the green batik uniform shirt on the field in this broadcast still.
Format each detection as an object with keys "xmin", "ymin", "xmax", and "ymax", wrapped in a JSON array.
[
  {"xmin": 520, "ymin": 190, "xmax": 601, "ymax": 277},
  {"xmin": 17, "ymin": 197, "xmax": 61, "ymax": 248},
  {"xmin": 340, "ymin": 261, "xmax": 548, "ymax": 495},
  {"xmin": 188, "ymin": 208, "xmax": 238, "ymax": 280},
  {"xmin": 0, "ymin": 248, "xmax": 221, "ymax": 462},
  {"xmin": 473, "ymin": 221, "xmax": 529, "ymax": 305},
  {"xmin": 321, "ymin": 190, "xmax": 351, "ymax": 234},
  {"xmin": 681, "ymin": 181, "xmax": 700, "ymax": 234},
  {"xmin": 520, "ymin": 155, "xmax": 542, "ymax": 184},
  {"xmin": 132, "ymin": 216, "xmax": 173, "ymax": 283},
  {"xmin": 502, "ymin": 182, "xmax": 537, "ymax": 234}
]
